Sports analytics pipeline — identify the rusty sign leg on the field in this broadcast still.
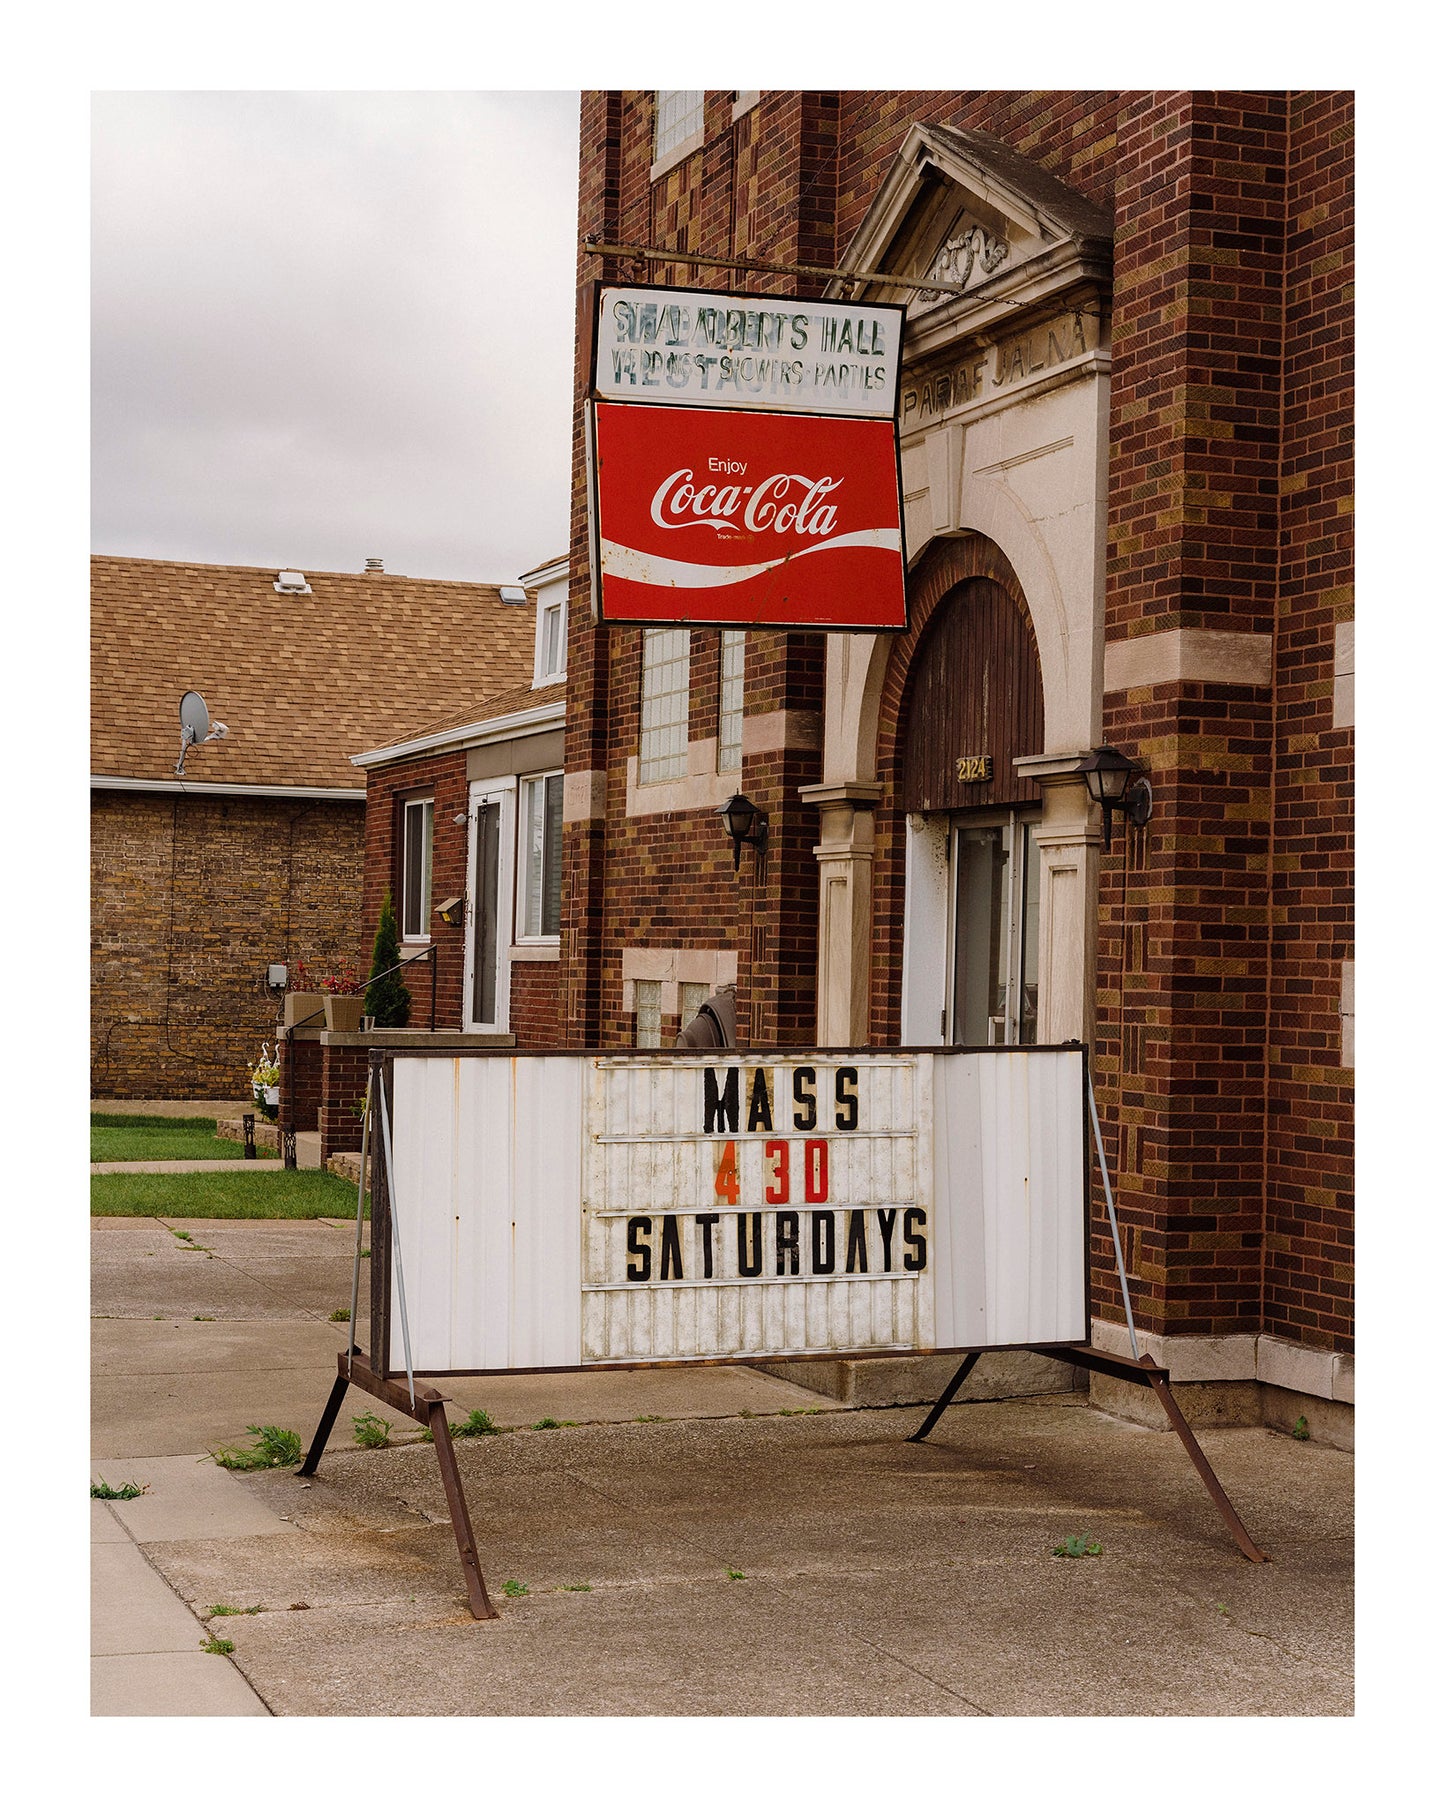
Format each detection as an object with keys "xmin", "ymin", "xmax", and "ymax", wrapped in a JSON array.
[
  {"xmin": 298, "ymin": 1368, "xmax": 352, "ymax": 1478},
  {"xmin": 296, "ymin": 1350, "xmax": 500, "ymax": 1617},
  {"xmin": 426, "ymin": 1397, "xmax": 498, "ymax": 1621},
  {"xmin": 907, "ymin": 1351, "xmax": 983, "ymax": 1443},
  {"xmin": 1137, "ymin": 1354, "xmax": 1270, "ymax": 1564}
]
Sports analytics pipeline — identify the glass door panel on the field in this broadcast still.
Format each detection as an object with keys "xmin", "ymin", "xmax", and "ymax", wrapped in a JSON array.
[{"xmin": 950, "ymin": 813, "xmax": 1040, "ymax": 1046}]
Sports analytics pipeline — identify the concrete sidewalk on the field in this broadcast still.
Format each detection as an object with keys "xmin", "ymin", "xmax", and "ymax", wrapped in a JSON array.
[{"xmin": 92, "ymin": 1216, "xmax": 1354, "ymax": 1717}]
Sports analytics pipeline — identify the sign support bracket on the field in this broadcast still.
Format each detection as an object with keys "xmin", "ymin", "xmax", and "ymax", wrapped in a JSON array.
[
  {"xmin": 299, "ymin": 1348, "xmax": 498, "ymax": 1621},
  {"xmin": 907, "ymin": 1344, "xmax": 1270, "ymax": 1564}
]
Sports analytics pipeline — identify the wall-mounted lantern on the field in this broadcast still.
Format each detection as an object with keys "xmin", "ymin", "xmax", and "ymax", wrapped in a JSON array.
[
  {"xmin": 1075, "ymin": 745, "xmax": 1153, "ymax": 851},
  {"xmin": 434, "ymin": 895, "xmax": 466, "ymax": 927},
  {"xmin": 717, "ymin": 792, "xmax": 768, "ymax": 870}
]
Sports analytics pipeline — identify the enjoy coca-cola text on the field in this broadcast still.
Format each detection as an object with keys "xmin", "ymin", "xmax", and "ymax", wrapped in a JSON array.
[{"xmin": 649, "ymin": 467, "xmax": 843, "ymax": 537}]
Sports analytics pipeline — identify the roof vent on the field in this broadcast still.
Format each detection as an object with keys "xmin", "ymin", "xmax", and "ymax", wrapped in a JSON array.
[
  {"xmin": 499, "ymin": 585, "xmax": 528, "ymax": 604},
  {"xmin": 365, "ymin": 557, "xmax": 385, "ymax": 574},
  {"xmin": 274, "ymin": 570, "xmax": 311, "ymax": 594}
]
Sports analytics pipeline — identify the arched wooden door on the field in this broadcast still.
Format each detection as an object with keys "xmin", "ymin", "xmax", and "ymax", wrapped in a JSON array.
[{"xmin": 901, "ymin": 575, "xmax": 1045, "ymax": 1045}]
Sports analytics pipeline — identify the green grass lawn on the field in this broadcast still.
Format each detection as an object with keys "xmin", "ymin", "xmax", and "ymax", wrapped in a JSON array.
[
  {"xmin": 91, "ymin": 1113, "xmax": 277, "ymax": 1163},
  {"xmin": 91, "ymin": 1168, "xmax": 365, "ymax": 1218}
]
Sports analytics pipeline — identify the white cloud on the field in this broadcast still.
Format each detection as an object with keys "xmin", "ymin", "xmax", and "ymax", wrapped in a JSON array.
[{"xmin": 91, "ymin": 90, "xmax": 580, "ymax": 580}]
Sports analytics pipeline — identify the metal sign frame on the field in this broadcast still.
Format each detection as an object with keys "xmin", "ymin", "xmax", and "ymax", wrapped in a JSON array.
[
  {"xmin": 365, "ymin": 1044, "xmax": 1092, "ymax": 1381},
  {"xmin": 583, "ymin": 279, "xmax": 911, "ymax": 633},
  {"xmin": 299, "ymin": 1043, "xmax": 1268, "ymax": 1621}
]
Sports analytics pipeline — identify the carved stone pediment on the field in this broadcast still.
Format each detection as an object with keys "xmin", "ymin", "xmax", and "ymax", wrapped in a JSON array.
[{"xmin": 826, "ymin": 123, "xmax": 1112, "ymax": 336}]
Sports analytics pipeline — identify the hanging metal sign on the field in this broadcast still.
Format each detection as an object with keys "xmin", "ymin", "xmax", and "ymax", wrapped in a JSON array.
[
  {"xmin": 371, "ymin": 1046, "xmax": 1088, "ymax": 1377},
  {"xmin": 592, "ymin": 284, "xmax": 905, "ymax": 418},
  {"xmin": 587, "ymin": 283, "xmax": 908, "ymax": 631}
]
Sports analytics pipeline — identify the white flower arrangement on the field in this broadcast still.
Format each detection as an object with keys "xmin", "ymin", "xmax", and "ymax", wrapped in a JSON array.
[{"xmin": 248, "ymin": 1042, "xmax": 281, "ymax": 1117}]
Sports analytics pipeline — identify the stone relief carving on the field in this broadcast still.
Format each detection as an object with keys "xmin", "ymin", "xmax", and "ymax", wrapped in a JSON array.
[{"xmin": 916, "ymin": 221, "xmax": 1009, "ymax": 308}]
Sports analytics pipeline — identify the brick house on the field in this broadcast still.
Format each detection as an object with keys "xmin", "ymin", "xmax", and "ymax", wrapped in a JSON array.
[
  {"xmin": 561, "ymin": 93, "xmax": 1354, "ymax": 1440},
  {"xmin": 91, "ymin": 554, "xmax": 549, "ymax": 1100},
  {"xmin": 351, "ymin": 555, "xmax": 569, "ymax": 1045}
]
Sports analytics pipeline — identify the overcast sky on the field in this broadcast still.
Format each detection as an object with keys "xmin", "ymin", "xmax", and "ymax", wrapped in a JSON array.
[{"xmin": 91, "ymin": 91, "xmax": 581, "ymax": 583}]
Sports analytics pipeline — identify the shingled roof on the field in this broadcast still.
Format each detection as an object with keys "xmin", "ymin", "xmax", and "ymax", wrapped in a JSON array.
[{"xmin": 91, "ymin": 556, "xmax": 544, "ymax": 791}]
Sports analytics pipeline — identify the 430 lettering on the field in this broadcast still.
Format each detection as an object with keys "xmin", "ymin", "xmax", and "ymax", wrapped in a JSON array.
[{"xmin": 715, "ymin": 1138, "xmax": 829, "ymax": 1206}]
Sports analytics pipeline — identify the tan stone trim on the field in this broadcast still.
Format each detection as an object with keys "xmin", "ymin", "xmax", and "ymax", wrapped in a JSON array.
[
  {"xmin": 508, "ymin": 943, "xmax": 560, "ymax": 963},
  {"xmin": 742, "ymin": 709, "xmax": 822, "ymax": 756},
  {"xmin": 1334, "ymin": 619, "xmax": 1354, "ymax": 730},
  {"xmin": 1103, "ymin": 628, "xmax": 1273, "ymax": 693},
  {"xmin": 1092, "ymin": 1320, "xmax": 1353, "ymax": 1403},
  {"xmin": 563, "ymin": 768, "xmax": 607, "ymax": 824},
  {"xmin": 625, "ymin": 742, "xmax": 739, "ymax": 818},
  {"xmin": 620, "ymin": 946, "xmax": 737, "ymax": 1017}
]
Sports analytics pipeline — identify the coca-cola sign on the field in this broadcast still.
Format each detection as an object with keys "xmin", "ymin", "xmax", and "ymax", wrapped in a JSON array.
[{"xmin": 592, "ymin": 402, "xmax": 906, "ymax": 630}]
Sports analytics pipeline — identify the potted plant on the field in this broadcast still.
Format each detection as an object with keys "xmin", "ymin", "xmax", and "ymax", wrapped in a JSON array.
[
  {"xmin": 293, "ymin": 958, "xmax": 365, "ymax": 1032},
  {"xmin": 248, "ymin": 1043, "xmax": 281, "ymax": 1120},
  {"xmin": 282, "ymin": 960, "xmax": 327, "ymax": 1029}
]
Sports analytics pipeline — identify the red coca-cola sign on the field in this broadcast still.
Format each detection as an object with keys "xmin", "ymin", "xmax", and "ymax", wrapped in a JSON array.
[{"xmin": 591, "ymin": 402, "xmax": 907, "ymax": 630}]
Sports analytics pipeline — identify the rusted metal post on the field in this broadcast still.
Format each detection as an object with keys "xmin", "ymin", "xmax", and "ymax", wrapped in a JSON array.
[
  {"xmin": 299, "ymin": 1351, "xmax": 497, "ymax": 1619},
  {"xmin": 426, "ymin": 1397, "xmax": 498, "ymax": 1620},
  {"xmin": 298, "ymin": 1370, "xmax": 351, "ymax": 1477},
  {"xmin": 907, "ymin": 1352, "xmax": 982, "ymax": 1442},
  {"xmin": 1138, "ymin": 1355, "xmax": 1270, "ymax": 1564}
]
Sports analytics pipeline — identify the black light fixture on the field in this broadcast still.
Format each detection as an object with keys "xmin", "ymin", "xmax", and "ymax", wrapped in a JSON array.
[
  {"xmin": 434, "ymin": 895, "xmax": 465, "ymax": 927},
  {"xmin": 1076, "ymin": 744, "xmax": 1152, "ymax": 851},
  {"xmin": 718, "ymin": 792, "xmax": 768, "ymax": 870}
]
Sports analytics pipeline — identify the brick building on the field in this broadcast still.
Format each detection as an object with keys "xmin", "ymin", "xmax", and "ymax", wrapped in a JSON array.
[
  {"xmin": 91, "ymin": 555, "xmax": 551, "ymax": 1099},
  {"xmin": 561, "ymin": 92, "xmax": 1353, "ymax": 1440},
  {"xmin": 351, "ymin": 555, "xmax": 569, "ymax": 1045}
]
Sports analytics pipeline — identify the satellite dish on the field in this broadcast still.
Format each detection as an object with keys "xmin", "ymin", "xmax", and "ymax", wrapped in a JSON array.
[
  {"xmin": 180, "ymin": 691, "xmax": 211, "ymax": 741},
  {"xmin": 175, "ymin": 690, "xmax": 230, "ymax": 775}
]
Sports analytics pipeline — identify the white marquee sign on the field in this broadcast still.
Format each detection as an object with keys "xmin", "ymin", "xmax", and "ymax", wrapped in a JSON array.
[{"xmin": 380, "ymin": 1049, "xmax": 1087, "ymax": 1376}]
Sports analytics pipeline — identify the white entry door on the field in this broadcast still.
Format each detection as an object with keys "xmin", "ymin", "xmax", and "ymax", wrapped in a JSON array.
[
  {"xmin": 462, "ymin": 779, "xmax": 515, "ymax": 1032},
  {"xmin": 948, "ymin": 812, "xmax": 1041, "ymax": 1046}
]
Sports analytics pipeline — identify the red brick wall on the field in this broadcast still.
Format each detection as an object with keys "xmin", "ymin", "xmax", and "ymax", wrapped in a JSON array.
[
  {"xmin": 568, "ymin": 91, "xmax": 1353, "ymax": 1354},
  {"xmin": 362, "ymin": 749, "xmax": 565, "ymax": 1045},
  {"xmin": 361, "ymin": 750, "xmax": 469, "ymax": 1030},
  {"xmin": 320, "ymin": 1042, "xmax": 370, "ymax": 1161},
  {"xmin": 92, "ymin": 789, "xmax": 364, "ymax": 1099},
  {"xmin": 1263, "ymin": 91, "xmax": 1354, "ymax": 1350}
]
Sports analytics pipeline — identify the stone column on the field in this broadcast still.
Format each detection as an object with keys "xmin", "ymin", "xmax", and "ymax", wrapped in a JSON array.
[{"xmin": 799, "ymin": 782, "xmax": 882, "ymax": 1047}]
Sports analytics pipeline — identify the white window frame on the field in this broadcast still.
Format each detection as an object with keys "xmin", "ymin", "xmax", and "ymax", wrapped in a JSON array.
[
  {"xmin": 639, "ymin": 627, "xmax": 692, "ymax": 785},
  {"xmin": 400, "ymin": 796, "xmax": 434, "ymax": 943},
  {"xmin": 515, "ymin": 769, "xmax": 564, "ymax": 945},
  {"xmin": 533, "ymin": 583, "xmax": 567, "ymax": 687},
  {"xmin": 652, "ymin": 90, "xmax": 705, "ymax": 179}
]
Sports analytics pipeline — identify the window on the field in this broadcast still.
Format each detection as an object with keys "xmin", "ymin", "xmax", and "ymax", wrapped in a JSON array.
[
  {"xmin": 400, "ymin": 797, "xmax": 434, "ymax": 940},
  {"xmin": 654, "ymin": 91, "xmax": 704, "ymax": 168},
  {"xmin": 634, "ymin": 979, "xmax": 662, "ymax": 1048},
  {"xmin": 639, "ymin": 627, "xmax": 691, "ymax": 783},
  {"xmin": 679, "ymin": 981, "xmax": 711, "ymax": 1029},
  {"xmin": 534, "ymin": 587, "xmax": 566, "ymax": 685},
  {"xmin": 717, "ymin": 630, "xmax": 744, "ymax": 771},
  {"xmin": 517, "ymin": 772, "xmax": 563, "ymax": 940}
]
